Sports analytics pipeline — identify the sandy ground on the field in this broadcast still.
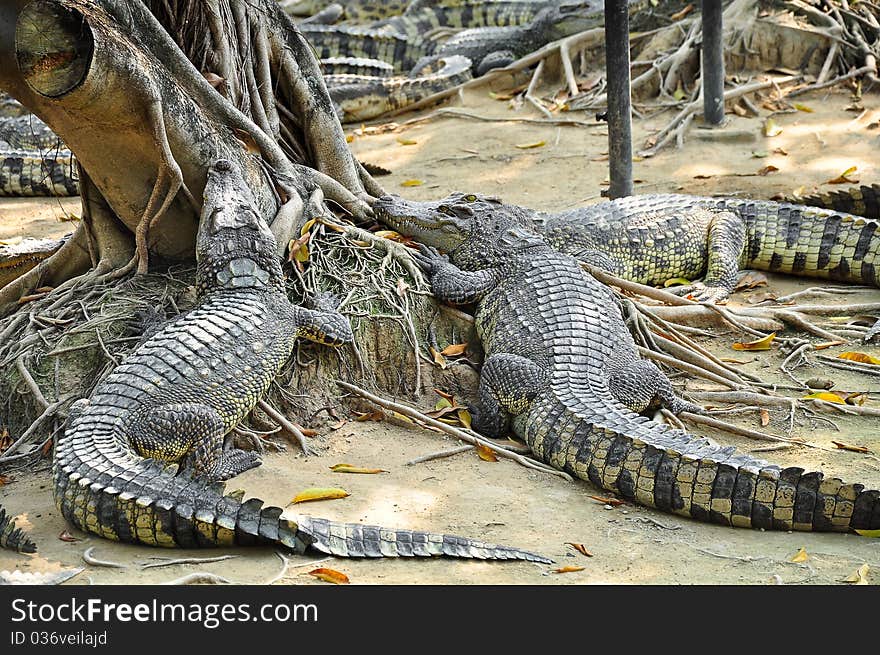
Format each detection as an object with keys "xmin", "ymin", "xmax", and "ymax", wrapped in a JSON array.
[{"xmin": 1, "ymin": 82, "xmax": 879, "ymax": 585}]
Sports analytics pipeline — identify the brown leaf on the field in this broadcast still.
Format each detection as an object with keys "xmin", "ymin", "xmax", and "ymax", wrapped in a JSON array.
[
  {"xmin": 440, "ymin": 343, "xmax": 468, "ymax": 356},
  {"xmin": 831, "ymin": 441, "xmax": 871, "ymax": 454},
  {"xmin": 434, "ymin": 389, "xmax": 456, "ymax": 403},
  {"xmin": 838, "ymin": 351, "xmax": 880, "ymax": 365},
  {"xmin": 475, "ymin": 444, "xmax": 498, "ymax": 462},
  {"xmin": 290, "ymin": 488, "xmax": 350, "ymax": 504},
  {"xmin": 0, "ymin": 474, "xmax": 11, "ymax": 486},
  {"xmin": 551, "ymin": 566, "xmax": 585, "ymax": 574},
  {"xmin": 329, "ymin": 419, "xmax": 347, "ymax": 431},
  {"xmin": 805, "ymin": 377, "xmax": 835, "ymax": 390},
  {"xmin": 772, "ymin": 147, "xmax": 789, "ymax": 156},
  {"xmin": 202, "ymin": 71, "xmax": 225, "ymax": 88},
  {"xmin": 354, "ymin": 410, "xmax": 385, "ymax": 422},
  {"xmin": 565, "ymin": 542, "xmax": 594, "ymax": 557},
  {"xmin": 757, "ymin": 165, "xmax": 779, "ymax": 176},
  {"xmin": 670, "ymin": 3, "xmax": 693, "ymax": 20},
  {"xmin": 734, "ymin": 271, "xmax": 768, "ymax": 291},
  {"xmin": 58, "ymin": 530, "xmax": 80, "ymax": 543},
  {"xmin": 693, "ymin": 174, "xmax": 713, "ymax": 179},
  {"xmin": 429, "ymin": 346, "xmax": 448, "ymax": 369},
  {"xmin": 732, "ymin": 332, "xmax": 776, "ymax": 351},
  {"xmin": 844, "ymin": 392, "xmax": 867, "ymax": 406},
  {"xmin": 588, "ymin": 495, "xmax": 624, "ymax": 507},
  {"xmin": 826, "ymin": 166, "xmax": 859, "ymax": 185},
  {"xmin": 232, "ymin": 128, "xmax": 261, "ymax": 155},
  {"xmin": 308, "ymin": 568, "xmax": 350, "ymax": 584},
  {"xmin": 41, "ymin": 438, "xmax": 53, "ymax": 457},
  {"xmin": 760, "ymin": 409, "xmax": 770, "ymax": 427},
  {"xmin": 329, "ymin": 463, "xmax": 388, "ymax": 474}
]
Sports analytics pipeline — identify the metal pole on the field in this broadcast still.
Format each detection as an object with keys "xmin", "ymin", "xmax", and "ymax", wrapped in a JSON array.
[
  {"xmin": 604, "ymin": 0, "xmax": 632, "ymax": 199},
  {"xmin": 701, "ymin": 0, "xmax": 725, "ymax": 125}
]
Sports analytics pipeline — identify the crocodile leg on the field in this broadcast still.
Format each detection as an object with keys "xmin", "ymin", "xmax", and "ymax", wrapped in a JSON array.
[
  {"xmin": 414, "ymin": 247, "xmax": 499, "ymax": 304},
  {"xmin": 128, "ymin": 404, "xmax": 262, "ymax": 481},
  {"xmin": 471, "ymin": 353, "xmax": 548, "ymax": 438},
  {"xmin": 476, "ymin": 50, "xmax": 516, "ymax": 75},
  {"xmin": 667, "ymin": 210, "xmax": 745, "ymax": 302},
  {"xmin": 605, "ymin": 355, "xmax": 702, "ymax": 415}
]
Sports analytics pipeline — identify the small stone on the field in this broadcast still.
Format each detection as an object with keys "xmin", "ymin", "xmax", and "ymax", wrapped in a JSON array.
[
  {"xmin": 621, "ymin": 510, "xmax": 629, "ymax": 515},
  {"xmin": 604, "ymin": 504, "xmax": 613, "ymax": 510}
]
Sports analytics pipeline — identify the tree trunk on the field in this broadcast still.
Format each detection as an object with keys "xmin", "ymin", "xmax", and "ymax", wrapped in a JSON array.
[{"xmin": 0, "ymin": 0, "xmax": 467, "ymax": 452}]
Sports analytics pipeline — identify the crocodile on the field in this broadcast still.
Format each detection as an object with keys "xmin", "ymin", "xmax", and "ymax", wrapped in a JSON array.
[
  {"xmin": 299, "ymin": 23, "xmax": 431, "ymax": 72},
  {"xmin": 327, "ymin": 55, "xmax": 472, "ymax": 122},
  {"xmin": 0, "ymin": 113, "xmax": 79, "ymax": 197},
  {"xmin": 410, "ymin": 1, "xmax": 605, "ymax": 76},
  {"xmin": 50, "ymin": 159, "xmax": 548, "ymax": 563},
  {"xmin": 321, "ymin": 56, "xmax": 395, "ymax": 76},
  {"xmin": 0, "ymin": 236, "xmax": 68, "ymax": 289},
  {"xmin": 374, "ymin": 192, "xmax": 880, "ymax": 533},
  {"xmin": 785, "ymin": 184, "xmax": 880, "ymax": 222},
  {"xmin": 389, "ymin": 192, "xmax": 880, "ymax": 302},
  {"xmin": 283, "ymin": 0, "xmax": 410, "ymax": 22},
  {"xmin": 0, "ymin": 506, "xmax": 36, "ymax": 553}
]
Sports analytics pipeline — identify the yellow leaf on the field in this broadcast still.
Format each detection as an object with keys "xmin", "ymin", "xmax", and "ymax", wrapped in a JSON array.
[
  {"xmin": 354, "ymin": 410, "xmax": 385, "ymax": 422},
  {"xmin": 429, "ymin": 346, "xmax": 448, "ymax": 369},
  {"xmin": 672, "ymin": 80, "xmax": 686, "ymax": 101},
  {"xmin": 374, "ymin": 229, "xmax": 403, "ymax": 240},
  {"xmin": 345, "ymin": 135, "xmax": 354, "ymax": 143},
  {"xmin": 838, "ymin": 351, "xmax": 880, "ymax": 365},
  {"xmin": 760, "ymin": 409, "xmax": 770, "ymax": 427},
  {"xmin": 802, "ymin": 392, "xmax": 845, "ymax": 404},
  {"xmin": 290, "ymin": 487, "xmax": 350, "ymax": 504},
  {"xmin": 434, "ymin": 397, "xmax": 453, "ymax": 410},
  {"xmin": 565, "ymin": 543, "xmax": 594, "ymax": 557},
  {"xmin": 793, "ymin": 103, "xmax": 814, "ymax": 113},
  {"xmin": 401, "ymin": 179, "xmax": 423, "ymax": 187},
  {"xmin": 308, "ymin": 568, "xmax": 350, "ymax": 584},
  {"xmin": 831, "ymin": 440, "xmax": 871, "ymax": 453},
  {"xmin": 397, "ymin": 138, "xmax": 417, "ymax": 146},
  {"xmin": 790, "ymin": 547, "xmax": 809, "ymax": 563},
  {"xmin": 855, "ymin": 529, "xmax": 880, "ymax": 538},
  {"xmin": 551, "ymin": 566, "xmax": 585, "ymax": 574},
  {"xmin": 843, "ymin": 563, "xmax": 869, "ymax": 584},
  {"xmin": 826, "ymin": 166, "xmax": 859, "ymax": 185},
  {"xmin": 664, "ymin": 277, "xmax": 691, "ymax": 287},
  {"xmin": 515, "ymin": 141, "xmax": 545, "ymax": 149},
  {"xmin": 476, "ymin": 444, "xmax": 498, "ymax": 462},
  {"xmin": 440, "ymin": 343, "xmax": 468, "ymax": 356},
  {"xmin": 764, "ymin": 118, "xmax": 783, "ymax": 137},
  {"xmin": 299, "ymin": 218, "xmax": 317, "ymax": 237},
  {"xmin": 732, "ymin": 332, "xmax": 776, "ymax": 351},
  {"xmin": 457, "ymin": 408, "xmax": 472, "ymax": 430},
  {"xmin": 329, "ymin": 464, "xmax": 388, "ymax": 474},
  {"xmin": 293, "ymin": 244, "xmax": 309, "ymax": 263},
  {"xmin": 845, "ymin": 391, "xmax": 867, "ymax": 406}
]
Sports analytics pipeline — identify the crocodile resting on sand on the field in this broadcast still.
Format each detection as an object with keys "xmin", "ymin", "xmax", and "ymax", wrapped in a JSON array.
[
  {"xmin": 327, "ymin": 55, "xmax": 472, "ymax": 122},
  {"xmin": 375, "ymin": 192, "xmax": 880, "ymax": 533},
  {"xmin": 388, "ymin": 192, "xmax": 880, "ymax": 303},
  {"xmin": 50, "ymin": 160, "xmax": 548, "ymax": 563}
]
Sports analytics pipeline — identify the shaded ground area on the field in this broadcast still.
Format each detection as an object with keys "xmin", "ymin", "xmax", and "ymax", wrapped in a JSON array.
[{"xmin": 1, "ymin": 84, "xmax": 879, "ymax": 585}]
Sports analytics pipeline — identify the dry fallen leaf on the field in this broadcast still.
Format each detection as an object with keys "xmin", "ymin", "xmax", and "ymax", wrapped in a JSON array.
[
  {"xmin": 429, "ymin": 346, "xmax": 448, "ymax": 369},
  {"xmin": 401, "ymin": 179, "xmax": 423, "ymax": 187},
  {"xmin": 792, "ymin": 103, "xmax": 814, "ymax": 113},
  {"xmin": 732, "ymin": 332, "xmax": 776, "ymax": 351},
  {"xmin": 515, "ymin": 141, "xmax": 546, "ymax": 149},
  {"xmin": 588, "ymin": 495, "xmax": 624, "ymax": 507},
  {"xmin": 396, "ymin": 278, "xmax": 410, "ymax": 297},
  {"xmin": 734, "ymin": 271, "xmax": 768, "ymax": 291},
  {"xmin": 760, "ymin": 409, "xmax": 770, "ymax": 427},
  {"xmin": 831, "ymin": 441, "xmax": 871, "ymax": 454},
  {"xmin": 58, "ymin": 530, "xmax": 80, "ymax": 543},
  {"xmin": 855, "ymin": 529, "xmax": 880, "ymax": 538},
  {"xmin": 329, "ymin": 464, "xmax": 388, "ymax": 474},
  {"xmin": 552, "ymin": 566, "xmax": 585, "ymax": 574},
  {"xmin": 843, "ymin": 563, "xmax": 869, "ymax": 584},
  {"xmin": 440, "ymin": 343, "xmax": 468, "ymax": 356},
  {"xmin": 826, "ymin": 166, "xmax": 859, "ymax": 185},
  {"xmin": 457, "ymin": 409, "xmax": 472, "ymax": 430},
  {"xmin": 329, "ymin": 419, "xmax": 347, "ymax": 431},
  {"xmin": 790, "ymin": 547, "xmax": 809, "ymax": 563},
  {"xmin": 805, "ymin": 377, "xmax": 835, "ymax": 390},
  {"xmin": 565, "ymin": 543, "xmax": 594, "ymax": 557},
  {"xmin": 670, "ymin": 3, "xmax": 694, "ymax": 20},
  {"xmin": 290, "ymin": 488, "xmax": 351, "ymax": 504},
  {"xmin": 434, "ymin": 389, "xmax": 455, "ymax": 403},
  {"xmin": 396, "ymin": 138, "xmax": 417, "ymax": 146},
  {"xmin": 802, "ymin": 391, "xmax": 845, "ymax": 404},
  {"xmin": 41, "ymin": 439, "xmax": 53, "ymax": 457},
  {"xmin": 435, "ymin": 397, "xmax": 454, "ymax": 411},
  {"xmin": 476, "ymin": 444, "xmax": 498, "ymax": 462},
  {"xmin": 354, "ymin": 410, "xmax": 385, "ymax": 422},
  {"xmin": 764, "ymin": 118, "xmax": 783, "ymax": 137},
  {"xmin": 838, "ymin": 351, "xmax": 880, "ymax": 365},
  {"xmin": 757, "ymin": 165, "xmax": 779, "ymax": 176},
  {"xmin": 308, "ymin": 568, "xmax": 350, "ymax": 584},
  {"xmin": 663, "ymin": 277, "xmax": 691, "ymax": 287}
]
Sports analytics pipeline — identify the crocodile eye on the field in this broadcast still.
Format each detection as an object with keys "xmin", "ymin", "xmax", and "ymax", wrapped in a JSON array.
[{"xmin": 465, "ymin": 194, "xmax": 477, "ymax": 202}]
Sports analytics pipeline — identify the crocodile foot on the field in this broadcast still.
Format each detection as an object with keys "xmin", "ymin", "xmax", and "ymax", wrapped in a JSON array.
[{"xmin": 666, "ymin": 281, "xmax": 730, "ymax": 303}]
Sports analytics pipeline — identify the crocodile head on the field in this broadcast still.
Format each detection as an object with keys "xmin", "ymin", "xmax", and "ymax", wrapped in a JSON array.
[
  {"xmin": 373, "ymin": 192, "xmax": 544, "ymax": 269},
  {"xmin": 196, "ymin": 159, "xmax": 285, "ymax": 295},
  {"xmin": 537, "ymin": 1, "xmax": 605, "ymax": 39}
]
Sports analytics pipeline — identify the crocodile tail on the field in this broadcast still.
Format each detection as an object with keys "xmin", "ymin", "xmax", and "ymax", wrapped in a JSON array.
[
  {"xmin": 736, "ymin": 198, "xmax": 880, "ymax": 286},
  {"xmin": 786, "ymin": 184, "xmax": 880, "ymax": 221},
  {"xmin": 53, "ymin": 425, "xmax": 551, "ymax": 560},
  {"xmin": 532, "ymin": 406, "xmax": 880, "ymax": 532},
  {"xmin": 0, "ymin": 506, "xmax": 37, "ymax": 553},
  {"xmin": 0, "ymin": 150, "xmax": 79, "ymax": 197},
  {"xmin": 292, "ymin": 515, "xmax": 551, "ymax": 562}
]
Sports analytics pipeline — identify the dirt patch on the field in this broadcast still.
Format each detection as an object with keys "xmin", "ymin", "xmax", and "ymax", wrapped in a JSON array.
[{"xmin": 2, "ymin": 86, "xmax": 880, "ymax": 585}]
